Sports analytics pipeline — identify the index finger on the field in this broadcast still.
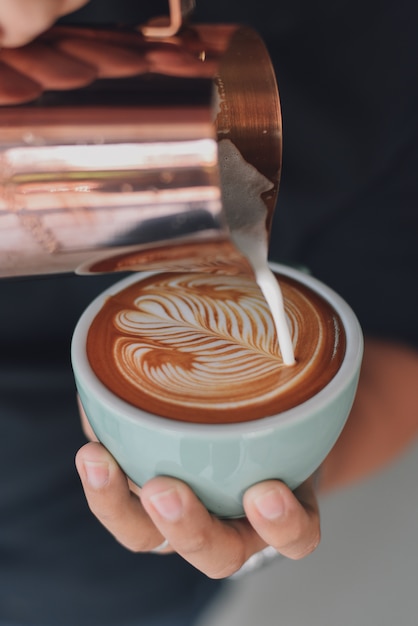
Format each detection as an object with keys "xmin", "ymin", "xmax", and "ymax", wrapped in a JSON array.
[{"xmin": 140, "ymin": 476, "xmax": 267, "ymax": 579}]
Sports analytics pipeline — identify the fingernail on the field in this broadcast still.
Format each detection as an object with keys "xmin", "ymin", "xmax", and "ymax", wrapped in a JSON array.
[
  {"xmin": 149, "ymin": 488, "xmax": 183, "ymax": 522},
  {"xmin": 254, "ymin": 488, "xmax": 285, "ymax": 520},
  {"xmin": 84, "ymin": 461, "xmax": 110, "ymax": 489}
]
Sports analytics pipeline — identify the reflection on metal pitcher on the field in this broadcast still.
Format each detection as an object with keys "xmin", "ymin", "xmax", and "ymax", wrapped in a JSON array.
[{"xmin": 0, "ymin": 21, "xmax": 281, "ymax": 278}]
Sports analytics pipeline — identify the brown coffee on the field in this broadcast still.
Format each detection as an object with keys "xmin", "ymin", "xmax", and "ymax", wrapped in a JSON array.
[{"xmin": 86, "ymin": 272, "xmax": 346, "ymax": 423}]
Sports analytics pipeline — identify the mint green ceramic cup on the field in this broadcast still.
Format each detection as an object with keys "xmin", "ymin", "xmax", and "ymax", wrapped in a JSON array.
[{"xmin": 71, "ymin": 262, "xmax": 363, "ymax": 518}]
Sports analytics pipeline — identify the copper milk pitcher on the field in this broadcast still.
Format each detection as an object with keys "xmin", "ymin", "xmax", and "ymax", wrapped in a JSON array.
[{"xmin": 0, "ymin": 0, "xmax": 282, "ymax": 278}]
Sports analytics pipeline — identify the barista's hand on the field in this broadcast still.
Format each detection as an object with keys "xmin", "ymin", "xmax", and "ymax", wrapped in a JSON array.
[
  {"xmin": 0, "ymin": 0, "xmax": 89, "ymax": 47},
  {"xmin": 0, "ymin": 24, "xmax": 219, "ymax": 105},
  {"xmin": 75, "ymin": 441, "xmax": 320, "ymax": 578},
  {"xmin": 0, "ymin": 26, "xmax": 151, "ymax": 105}
]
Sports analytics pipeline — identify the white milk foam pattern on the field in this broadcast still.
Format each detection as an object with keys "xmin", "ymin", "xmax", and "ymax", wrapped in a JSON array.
[{"xmin": 113, "ymin": 273, "xmax": 289, "ymax": 407}]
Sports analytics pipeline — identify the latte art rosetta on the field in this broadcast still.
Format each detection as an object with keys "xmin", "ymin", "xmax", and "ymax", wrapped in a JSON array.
[
  {"xmin": 87, "ymin": 272, "xmax": 346, "ymax": 423},
  {"xmin": 115, "ymin": 275, "xmax": 280, "ymax": 402}
]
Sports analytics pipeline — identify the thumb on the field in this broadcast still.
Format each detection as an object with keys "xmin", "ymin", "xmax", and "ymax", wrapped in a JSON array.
[{"xmin": 243, "ymin": 477, "xmax": 321, "ymax": 560}]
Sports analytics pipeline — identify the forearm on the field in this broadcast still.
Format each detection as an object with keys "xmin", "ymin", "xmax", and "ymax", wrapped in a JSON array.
[{"xmin": 320, "ymin": 337, "xmax": 418, "ymax": 492}]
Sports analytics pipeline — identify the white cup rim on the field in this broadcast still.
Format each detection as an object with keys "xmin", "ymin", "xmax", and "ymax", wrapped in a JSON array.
[{"xmin": 71, "ymin": 262, "xmax": 363, "ymax": 435}]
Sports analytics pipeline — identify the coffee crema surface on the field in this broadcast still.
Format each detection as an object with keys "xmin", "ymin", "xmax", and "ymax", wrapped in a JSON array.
[{"xmin": 87, "ymin": 272, "xmax": 346, "ymax": 423}]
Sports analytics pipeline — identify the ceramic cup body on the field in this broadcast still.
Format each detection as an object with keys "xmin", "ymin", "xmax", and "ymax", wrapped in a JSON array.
[{"xmin": 71, "ymin": 262, "xmax": 363, "ymax": 517}]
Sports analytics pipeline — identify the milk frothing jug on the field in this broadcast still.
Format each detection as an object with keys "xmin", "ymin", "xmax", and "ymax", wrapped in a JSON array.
[{"xmin": 0, "ymin": 0, "xmax": 282, "ymax": 278}]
